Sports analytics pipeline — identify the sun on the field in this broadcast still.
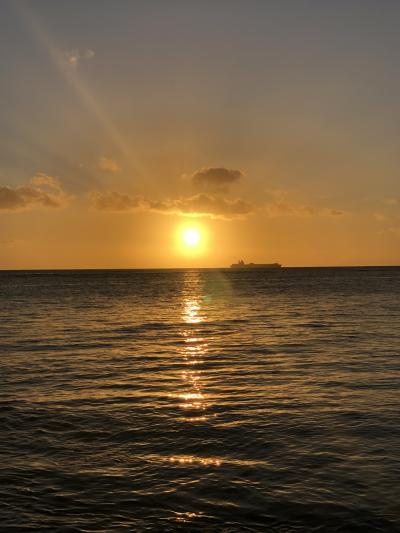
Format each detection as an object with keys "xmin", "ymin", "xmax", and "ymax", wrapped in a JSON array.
[
  {"xmin": 176, "ymin": 224, "xmax": 207, "ymax": 256},
  {"xmin": 182, "ymin": 228, "xmax": 201, "ymax": 247}
]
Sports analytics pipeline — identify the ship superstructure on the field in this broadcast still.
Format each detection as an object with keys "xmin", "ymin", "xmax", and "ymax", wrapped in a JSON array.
[{"xmin": 230, "ymin": 260, "xmax": 282, "ymax": 269}]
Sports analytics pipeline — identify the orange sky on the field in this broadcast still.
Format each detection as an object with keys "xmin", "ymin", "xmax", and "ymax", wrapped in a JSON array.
[{"xmin": 1, "ymin": 1, "xmax": 399, "ymax": 268}]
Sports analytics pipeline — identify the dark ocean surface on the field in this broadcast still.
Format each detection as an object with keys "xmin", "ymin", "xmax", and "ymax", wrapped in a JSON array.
[{"xmin": 1, "ymin": 267, "xmax": 399, "ymax": 532}]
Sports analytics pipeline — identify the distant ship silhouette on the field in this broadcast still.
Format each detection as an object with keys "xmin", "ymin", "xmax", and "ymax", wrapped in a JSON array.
[{"xmin": 230, "ymin": 259, "xmax": 282, "ymax": 269}]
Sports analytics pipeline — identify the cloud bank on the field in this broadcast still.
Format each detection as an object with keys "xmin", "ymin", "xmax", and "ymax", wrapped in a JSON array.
[
  {"xmin": 0, "ymin": 173, "xmax": 71, "ymax": 211},
  {"xmin": 89, "ymin": 191, "xmax": 252, "ymax": 219},
  {"xmin": 263, "ymin": 189, "xmax": 343, "ymax": 218},
  {"xmin": 264, "ymin": 200, "xmax": 343, "ymax": 217},
  {"xmin": 155, "ymin": 194, "xmax": 252, "ymax": 218},
  {"xmin": 89, "ymin": 165, "xmax": 251, "ymax": 219},
  {"xmin": 88, "ymin": 168, "xmax": 343, "ymax": 220}
]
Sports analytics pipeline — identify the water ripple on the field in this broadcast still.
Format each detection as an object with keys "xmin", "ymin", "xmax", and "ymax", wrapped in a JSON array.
[{"xmin": 0, "ymin": 267, "xmax": 399, "ymax": 531}]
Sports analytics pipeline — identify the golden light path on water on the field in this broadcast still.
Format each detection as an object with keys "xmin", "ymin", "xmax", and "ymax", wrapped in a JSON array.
[
  {"xmin": 168, "ymin": 271, "xmax": 222, "ymax": 471},
  {"xmin": 180, "ymin": 275, "xmax": 207, "ymax": 420}
]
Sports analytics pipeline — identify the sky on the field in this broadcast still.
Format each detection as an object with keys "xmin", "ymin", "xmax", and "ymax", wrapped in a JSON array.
[{"xmin": 1, "ymin": 0, "xmax": 400, "ymax": 268}]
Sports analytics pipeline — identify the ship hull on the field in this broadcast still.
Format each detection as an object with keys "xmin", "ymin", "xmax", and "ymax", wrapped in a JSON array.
[{"xmin": 230, "ymin": 263, "xmax": 282, "ymax": 269}]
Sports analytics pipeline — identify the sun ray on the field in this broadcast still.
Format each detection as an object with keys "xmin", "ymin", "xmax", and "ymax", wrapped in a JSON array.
[{"xmin": 15, "ymin": 2, "xmax": 143, "ymax": 178}]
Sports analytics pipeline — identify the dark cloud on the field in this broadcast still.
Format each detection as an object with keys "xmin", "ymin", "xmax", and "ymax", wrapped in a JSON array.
[
  {"xmin": 0, "ymin": 174, "xmax": 70, "ymax": 211},
  {"xmin": 189, "ymin": 167, "xmax": 243, "ymax": 193}
]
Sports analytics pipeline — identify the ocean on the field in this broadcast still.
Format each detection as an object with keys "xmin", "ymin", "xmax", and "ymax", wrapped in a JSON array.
[{"xmin": 1, "ymin": 267, "xmax": 399, "ymax": 532}]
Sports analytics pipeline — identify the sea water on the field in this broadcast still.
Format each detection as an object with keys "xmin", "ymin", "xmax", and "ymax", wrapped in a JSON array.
[{"xmin": 0, "ymin": 267, "xmax": 399, "ymax": 531}]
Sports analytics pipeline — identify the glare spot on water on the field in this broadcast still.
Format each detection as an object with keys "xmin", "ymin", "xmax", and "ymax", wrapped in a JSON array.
[
  {"xmin": 169, "ymin": 456, "xmax": 222, "ymax": 467},
  {"xmin": 178, "ymin": 393, "xmax": 204, "ymax": 400},
  {"xmin": 174, "ymin": 511, "xmax": 203, "ymax": 523},
  {"xmin": 183, "ymin": 299, "xmax": 203, "ymax": 324}
]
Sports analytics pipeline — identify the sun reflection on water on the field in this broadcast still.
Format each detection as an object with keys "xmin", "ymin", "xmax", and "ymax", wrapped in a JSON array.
[
  {"xmin": 178, "ymin": 273, "xmax": 209, "ymax": 421},
  {"xmin": 174, "ymin": 511, "xmax": 204, "ymax": 524},
  {"xmin": 183, "ymin": 299, "xmax": 203, "ymax": 324},
  {"xmin": 166, "ymin": 272, "xmax": 224, "ymax": 471},
  {"xmin": 169, "ymin": 456, "xmax": 221, "ymax": 466}
]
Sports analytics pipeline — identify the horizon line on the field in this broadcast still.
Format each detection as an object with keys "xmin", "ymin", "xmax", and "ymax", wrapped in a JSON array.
[{"xmin": 0, "ymin": 264, "xmax": 399, "ymax": 272}]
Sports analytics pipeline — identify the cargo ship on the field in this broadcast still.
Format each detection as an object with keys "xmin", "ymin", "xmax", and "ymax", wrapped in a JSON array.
[{"xmin": 230, "ymin": 260, "xmax": 282, "ymax": 269}]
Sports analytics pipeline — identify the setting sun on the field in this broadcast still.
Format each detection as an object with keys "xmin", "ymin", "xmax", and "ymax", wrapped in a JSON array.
[
  {"xmin": 175, "ymin": 224, "xmax": 207, "ymax": 257},
  {"xmin": 182, "ymin": 228, "xmax": 201, "ymax": 247}
]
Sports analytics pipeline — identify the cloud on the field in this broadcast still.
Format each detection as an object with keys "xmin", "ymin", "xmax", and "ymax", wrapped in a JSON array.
[
  {"xmin": 89, "ymin": 182, "xmax": 342, "ymax": 221},
  {"xmin": 0, "ymin": 173, "xmax": 71, "ymax": 211},
  {"xmin": 65, "ymin": 48, "xmax": 95, "ymax": 68},
  {"xmin": 89, "ymin": 191, "xmax": 252, "ymax": 219},
  {"xmin": 98, "ymin": 157, "xmax": 121, "ymax": 173},
  {"xmin": 84, "ymin": 49, "xmax": 95, "ymax": 60},
  {"xmin": 151, "ymin": 194, "xmax": 252, "ymax": 219},
  {"xmin": 189, "ymin": 167, "xmax": 244, "ymax": 193},
  {"xmin": 384, "ymin": 197, "xmax": 400, "ymax": 206},
  {"xmin": 90, "ymin": 165, "xmax": 250, "ymax": 218},
  {"xmin": 263, "ymin": 189, "xmax": 344, "ymax": 218},
  {"xmin": 0, "ymin": 239, "xmax": 24, "ymax": 246},
  {"xmin": 30, "ymin": 173, "xmax": 62, "ymax": 189},
  {"xmin": 377, "ymin": 226, "xmax": 400, "ymax": 237},
  {"xmin": 264, "ymin": 201, "xmax": 344, "ymax": 217},
  {"xmin": 89, "ymin": 191, "xmax": 142, "ymax": 211}
]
